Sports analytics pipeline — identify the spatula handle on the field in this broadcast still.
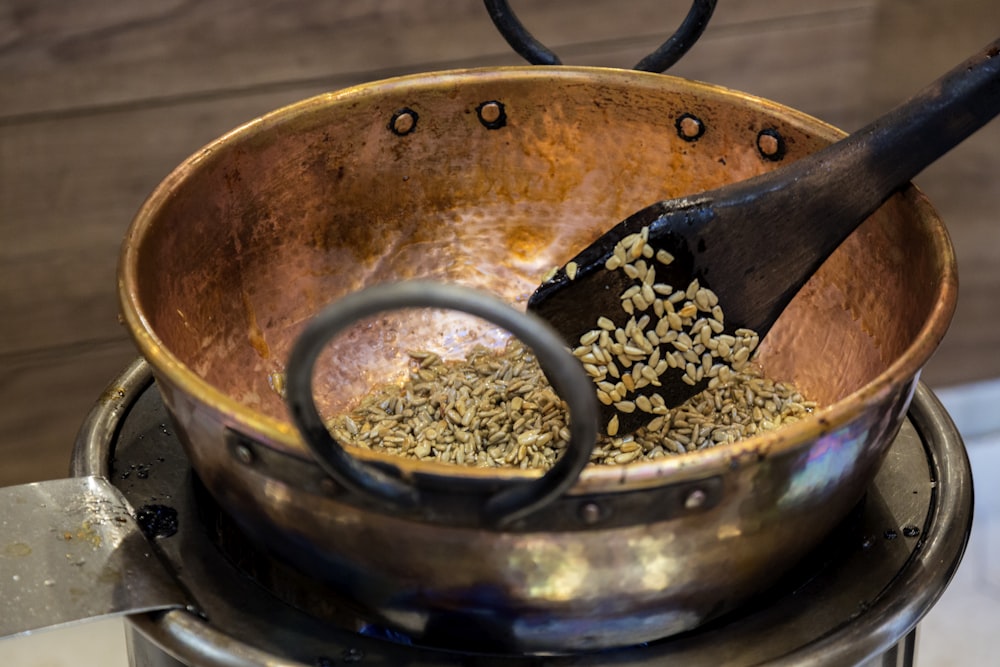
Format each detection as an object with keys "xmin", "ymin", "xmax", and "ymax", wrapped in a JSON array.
[
  {"xmin": 809, "ymin": 39, "xmax": 1000, "ymax": 234},
  {"xmin": 709, "ymin": 38, "xmax": 1000, "ymax": 334}
]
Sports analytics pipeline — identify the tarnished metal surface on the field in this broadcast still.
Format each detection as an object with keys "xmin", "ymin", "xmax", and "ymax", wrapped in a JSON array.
[
  {"xmin": 79, "ymin": 370, "xmax": 970, "ymax": 666},
  {"xmin": 117, "ymin": 67, "xmax": 957, "ymax": 650},
  {"xmin": 0, "ymin": 476, "xmax": 186, "ymax": 638}
]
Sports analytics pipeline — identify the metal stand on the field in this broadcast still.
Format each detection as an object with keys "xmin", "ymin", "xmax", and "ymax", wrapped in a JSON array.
[{"xmin": 73, "ymin": 362, "xmax": 971, "ymax": 666}]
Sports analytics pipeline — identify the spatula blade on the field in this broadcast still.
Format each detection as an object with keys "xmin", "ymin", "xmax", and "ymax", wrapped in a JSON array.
[{"xmin": 0, "ymin": 476, "xmax": 188, "ymax": 639}]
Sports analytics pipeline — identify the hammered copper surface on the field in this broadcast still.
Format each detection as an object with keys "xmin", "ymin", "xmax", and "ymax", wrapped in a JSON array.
[
  {"xmin": 127, "ymin": 70, "xmax": 859, "ymax": 429},
  {"xmin": 118, "ymin": 67, "xmax": 957, "ymax": 650}
]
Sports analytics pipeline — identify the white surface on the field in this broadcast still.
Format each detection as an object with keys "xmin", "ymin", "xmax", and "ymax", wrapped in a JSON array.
[
  {"xmin": 917, "ymin": 432, "xmax": 1000, "ymax": 667},
  {"xmin": 0, "ymin": 617, "xmax": 128, "ymax": 667},
  {"xmin": 936, "ymin": 377, "xmax": 1000, "ymax": 439}
]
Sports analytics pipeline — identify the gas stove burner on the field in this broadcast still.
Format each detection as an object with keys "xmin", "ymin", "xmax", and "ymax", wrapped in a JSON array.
[{"xmin": 72, "ymin": 360, "xmax": 971, "ymax": 666}]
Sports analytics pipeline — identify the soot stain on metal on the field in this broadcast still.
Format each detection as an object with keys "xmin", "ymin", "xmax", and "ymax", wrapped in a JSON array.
[
  {"xmin": 119, "ymin": 462, "xmax": 152, "ymax": 480},
  {"xmin": 136, "ymin": 504, "xmax": 180, "ymax": 539},
  {"xmin": 342, "ymin": 647, "xmax": 365, "ymax": 663}
]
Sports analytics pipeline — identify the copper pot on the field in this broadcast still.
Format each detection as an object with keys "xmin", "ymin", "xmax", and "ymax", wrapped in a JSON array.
[{"xmin": 117, "ymin": 67, "xmax": 956, "ymax": 651}]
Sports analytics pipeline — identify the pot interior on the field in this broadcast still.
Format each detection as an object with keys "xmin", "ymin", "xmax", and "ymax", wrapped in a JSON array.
[{"xmin": 121, "ymin": 67, "xmax": 955, "ymax": 447}]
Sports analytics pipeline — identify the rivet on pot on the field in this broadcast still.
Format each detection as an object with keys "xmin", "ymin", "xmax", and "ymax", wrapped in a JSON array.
[
  {"xmin": 675, "ymin": 113, "xmax": 706, "ymax": 141},
  {"xmin": 756, "ymin": 128, "xmax": 786, "ymax": 161},
  {"xmin": 389, "ymin": 108, "xmax": 418, "ymax": 136},
  {"xmin": 476, "ymin": 100, "xmax": 507, "ymax": 129},
  {"xmin": 234, "ymin": 443, "xmax": 255, "ymax": 466},
  {"xmin": 684, "ymin": 488, "xmax": 707, "ymax": 510},
  {"xmin": 578, "ymin": 500, "xmax": 605, "ymax": 525}
]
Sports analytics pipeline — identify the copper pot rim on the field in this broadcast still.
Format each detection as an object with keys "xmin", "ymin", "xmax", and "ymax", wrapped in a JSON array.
[{"xmin": 118, "ymin": 65, "xmax": 959, "ymax": 492}]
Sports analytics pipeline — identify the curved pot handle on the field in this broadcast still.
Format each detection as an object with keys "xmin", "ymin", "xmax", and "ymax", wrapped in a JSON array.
[
  {"xmin": 285, "ymin": 282, "xmax": 598, "ymax": 527},
  {"xmin": 484, "ymin": 0, "xmax": 717, "ymax": 73}
]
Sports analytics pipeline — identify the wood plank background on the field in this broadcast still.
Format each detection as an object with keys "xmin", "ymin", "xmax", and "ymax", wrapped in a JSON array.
[{"xmin": 1, "ymin": 0, "xmax": 998, "ymax": 486}]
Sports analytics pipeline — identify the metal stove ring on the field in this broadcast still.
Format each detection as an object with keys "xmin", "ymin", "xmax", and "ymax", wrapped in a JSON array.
[{"xmin": 71, "ymin": 363, "xmax": 972, "ymax": 666}]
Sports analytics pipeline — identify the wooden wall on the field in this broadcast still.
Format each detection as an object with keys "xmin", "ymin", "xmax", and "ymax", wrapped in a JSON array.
[{"xmin": 1, "ymin": 0, "xmax": 998, "ymax": 486}]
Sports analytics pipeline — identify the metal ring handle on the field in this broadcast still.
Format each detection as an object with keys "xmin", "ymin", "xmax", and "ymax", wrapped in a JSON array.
[
  {"xmin": 484, "ymin": 0, "xmax": 717, "ymax": 73},
  {"xmin": 285, "ymin": 282, "xmax": 599, "ymax": 527}
]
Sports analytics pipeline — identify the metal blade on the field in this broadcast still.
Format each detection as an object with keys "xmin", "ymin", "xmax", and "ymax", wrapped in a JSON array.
[{"xmin": 0, "ymin": 476, "xmax": 188, "ymax": 638}]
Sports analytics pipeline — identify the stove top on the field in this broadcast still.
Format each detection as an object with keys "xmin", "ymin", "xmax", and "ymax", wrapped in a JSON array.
[{"xmin": 72, "ymin": 360, "xmax": 973, "ymax": 666}]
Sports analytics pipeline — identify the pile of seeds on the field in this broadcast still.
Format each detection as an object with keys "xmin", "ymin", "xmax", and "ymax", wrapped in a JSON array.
[
  {"xmin": 561, "ymin": 225, "xmax": 761, "ymax": 437},
  {"xmin": 325, "ymin": 338, "xmax": 816, "ymax": 469},
  {"xmin": 317, "ymin": 222, "xmax": 816, "ymax": 469},
  {"xmin": 328, "ymin": 341, "xmax": 568, "ymax": 469}
]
